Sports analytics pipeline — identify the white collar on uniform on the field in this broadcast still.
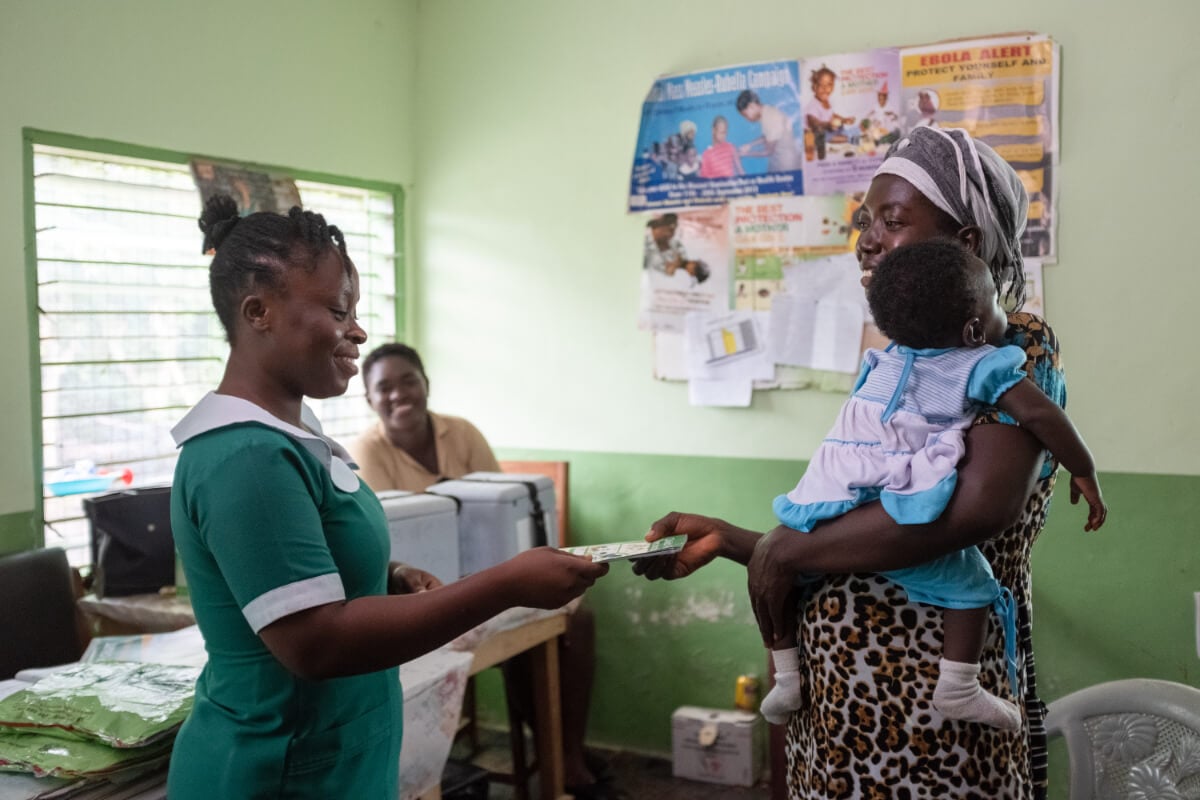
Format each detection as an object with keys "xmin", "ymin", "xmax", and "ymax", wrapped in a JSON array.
[{"xmin": 171, "ymin": 392, "xmax": 360, "ymax": 493}]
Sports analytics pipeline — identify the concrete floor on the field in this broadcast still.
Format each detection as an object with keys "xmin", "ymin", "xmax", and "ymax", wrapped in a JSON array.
[{"xmin": 447, "ymin": 727, "xmax": 771, "ymax": 800}]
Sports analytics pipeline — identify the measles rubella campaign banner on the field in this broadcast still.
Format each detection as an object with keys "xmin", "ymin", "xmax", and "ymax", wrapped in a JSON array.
[{"xmin": 628, "ymin": 60, "xmax": 804, "ymax": 212}]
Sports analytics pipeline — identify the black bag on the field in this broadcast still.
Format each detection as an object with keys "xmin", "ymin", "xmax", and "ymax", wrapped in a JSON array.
[{"xmin": 82, "ymin": 486, "xmax": 174, "ymax": 598}]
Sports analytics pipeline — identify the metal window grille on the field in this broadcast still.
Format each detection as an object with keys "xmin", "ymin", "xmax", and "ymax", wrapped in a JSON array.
[{"xmin": 32, "ymin": 144, "xmax": 400, "ymax": 565}]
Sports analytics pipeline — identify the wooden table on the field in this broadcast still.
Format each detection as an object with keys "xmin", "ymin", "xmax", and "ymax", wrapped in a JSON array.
[{"xmin": 77, "ymin": 593, "xmax": 570, "ymax": 800}]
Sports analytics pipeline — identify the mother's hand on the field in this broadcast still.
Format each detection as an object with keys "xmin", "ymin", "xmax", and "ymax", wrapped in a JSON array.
[
  {"xmin": 748, "ymin": 527, "xmax": 810, "ymax": 646},
  {"xmin": 633, "ymin": 511, "xmax": 765, "ymax": 581},
  {"xmin": 632, "ymin": 512, "xmax": 729, "ymax": 581}
]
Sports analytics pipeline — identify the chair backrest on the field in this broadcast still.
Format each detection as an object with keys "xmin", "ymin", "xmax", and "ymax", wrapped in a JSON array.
[
  {"xmin": 498, "ymin": 460, "xmax": 570, "ymax": 546},
  {"xmin": 1045, "ymin": 678, "xmax": 1200, "ymax": 800},
  {"xmin": 0, "ymin": 547, "xmax": 85, "ymax": 679}
]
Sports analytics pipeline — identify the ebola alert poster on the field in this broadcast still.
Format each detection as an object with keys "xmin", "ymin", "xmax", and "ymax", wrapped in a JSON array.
[{"xmin": 898, "ymin": 33, "xmax": 1060, "ymax": 261}]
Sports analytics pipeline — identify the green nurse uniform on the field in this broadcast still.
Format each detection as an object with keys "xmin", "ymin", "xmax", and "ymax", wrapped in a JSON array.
[{"xmin": 166, "ymin": 393, "xmax": 401, "ymax": 799}]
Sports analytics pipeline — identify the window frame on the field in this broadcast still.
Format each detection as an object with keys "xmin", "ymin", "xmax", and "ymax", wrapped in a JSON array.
[{"xmin": 22, "ymin": 127, "xmax": 407, "ymax": 553}]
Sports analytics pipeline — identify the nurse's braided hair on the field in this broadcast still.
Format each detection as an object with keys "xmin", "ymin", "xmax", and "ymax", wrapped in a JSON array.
[{"xmin": 199, "ymin": 193, "xmax": 350, "ymax": 343}]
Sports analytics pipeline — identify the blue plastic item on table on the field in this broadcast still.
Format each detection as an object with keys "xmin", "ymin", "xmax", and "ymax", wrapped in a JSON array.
[{"xmin": 46, "ymin": 475, "xmax": 117, "ymax": 497}]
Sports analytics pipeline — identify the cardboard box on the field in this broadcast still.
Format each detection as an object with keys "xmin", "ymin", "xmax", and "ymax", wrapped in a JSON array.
[{"xmin": 671, "ymin": 706, "xmax": 764, "ymax": 787}]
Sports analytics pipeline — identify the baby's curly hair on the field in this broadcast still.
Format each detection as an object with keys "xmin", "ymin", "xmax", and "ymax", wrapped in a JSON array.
[{"xmin": 866, "ymin": 240, "xmax": 985, "ymax": 348}]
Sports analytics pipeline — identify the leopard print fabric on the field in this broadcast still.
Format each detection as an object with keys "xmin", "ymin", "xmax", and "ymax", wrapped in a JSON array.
[{"xmin": 784, "ymin": 313, "xmax": 1063, "ymax": 799}]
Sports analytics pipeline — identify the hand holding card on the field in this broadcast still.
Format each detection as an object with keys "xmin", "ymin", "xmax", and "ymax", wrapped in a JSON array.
[{"xmin": 560, "ymin": 535, "xmax": 687, "ymax": 563}]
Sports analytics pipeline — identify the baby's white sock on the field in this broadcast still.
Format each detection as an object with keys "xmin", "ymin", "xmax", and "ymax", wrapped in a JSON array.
[
  {"xmin": 932, "ymin": 658, "xmax": 1021, "ymax": 731},
  {"xmin": 759, "ymin": 648, "xmax": 802, "ymax": 725}
]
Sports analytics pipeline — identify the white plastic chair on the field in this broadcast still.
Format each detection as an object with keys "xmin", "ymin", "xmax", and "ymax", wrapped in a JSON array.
[{"xmin": 1046, "ymin": 678, "xmax": 1200, "ymax": 799}]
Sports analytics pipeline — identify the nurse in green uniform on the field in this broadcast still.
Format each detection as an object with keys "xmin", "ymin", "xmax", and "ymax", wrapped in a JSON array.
[{"xmin": 167, "ymin": 195, "xmax": 608, "ymax": 799}]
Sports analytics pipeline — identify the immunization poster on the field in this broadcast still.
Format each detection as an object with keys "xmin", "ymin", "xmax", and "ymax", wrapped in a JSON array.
[
  {"xmin": 639, "ymin": 205, "xmax": 732, "ymax": 331},
  {"xmin": 629, "ymin": 60, "xmax": 804, "ymax": 211},
  {"xmin": 797, "ymin": 49, "xmax": 902, "ymax": 196},
  {"xmin": 730, "ymin": 195, "xmax": 855, "ymax": 311},
  {"xmin": 898, "ymin": 34, "xmax": 1059, "ymax": 260},
  {"xmin": 190, "ymin": 159, "xmax": 301, "ymax": 214},
  {"xmin": 632, "ymin": 33, "xmax": 1062, "ymax": 396}
]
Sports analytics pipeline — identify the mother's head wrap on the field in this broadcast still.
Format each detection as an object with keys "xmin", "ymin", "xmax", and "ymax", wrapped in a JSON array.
[{"xmin": 873, "ymin": 127, "xmax": 1029, "ymax": 309}]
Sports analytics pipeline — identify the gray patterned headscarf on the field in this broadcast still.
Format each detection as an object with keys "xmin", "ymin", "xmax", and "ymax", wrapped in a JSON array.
[{"xmin": 873, "ymin": 127, "xmax": 1029, "ymax": 310}]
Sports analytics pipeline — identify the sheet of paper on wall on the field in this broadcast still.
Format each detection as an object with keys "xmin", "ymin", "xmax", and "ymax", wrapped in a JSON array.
[
  {"xmin": 1022, "ymin": 258, "xmax": 1045, "ymax": 317},
  {"xmin": 767, "ymin": 292, "xmax": 819, "ymax": 366},
  {"xmin": 688, "ymin": 377, "xmax": 753, "ymax": 407},
  {"xmin": 684, "ymin": 311, "xmax": 775, "ymax": 382},
  {"xmin": 771, "ymin": 253, "xmax": 867, "ymax": 372},
  {"xmin": 810, "ymin": 300, "xmax": 865, "ymax": 373},
  {"xmin": 652, "ymin": 331, "xmax": 689, "ymax": 381},
  {"xmin": 781, "ymin": 252, "xmax": 858, "ymax": 298}
]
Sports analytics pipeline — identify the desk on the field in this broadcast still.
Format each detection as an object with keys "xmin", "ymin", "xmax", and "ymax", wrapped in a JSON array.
[
  {"xmin": 74, "ymin": 593, "xmax": 570, "ymax": 800},
  {"xmin": 77, "ymin": 592, "xmax": 193, "ymax": 636},
  {"xmin": 469, "ymin": 612, "xmax": 568, "ymax": 800}
]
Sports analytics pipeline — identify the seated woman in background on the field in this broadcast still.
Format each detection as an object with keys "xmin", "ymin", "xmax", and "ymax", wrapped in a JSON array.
[
  {"xmin": 348, "ymin": 343, "xmax": 617, "ymax": 799},
  {"xmin": 349, "ymin": 343, "xmax": 500, "ymax": 490}
]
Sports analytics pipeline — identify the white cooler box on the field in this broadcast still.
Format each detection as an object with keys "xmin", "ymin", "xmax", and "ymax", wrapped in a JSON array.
[
  {"xmin": 375, "ymin": 490, "xmax": 461, "ymax": 585},
  {"xmin": 426, "ymin": 472, "xmax": 558, "ymax": 576},
  {"xmin": 671, "ymin": 706, "xmax": 764, "ymax": 787}
]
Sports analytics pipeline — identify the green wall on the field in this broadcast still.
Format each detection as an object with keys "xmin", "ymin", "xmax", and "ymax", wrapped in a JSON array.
[
  {"xmin": 409, "ymin": 5, "xmax": 1200, "ymax": 789},
  {"xmin": 0, "ymin": 0, "xmax": 419, "ymax": 550},
  {"xmin": 411, "ymin": 0, "xmax": 1200, "ymax": 475},
  {"xmin": 3, "ymin": 2, "xmax": 1198, "ymax": 796}
]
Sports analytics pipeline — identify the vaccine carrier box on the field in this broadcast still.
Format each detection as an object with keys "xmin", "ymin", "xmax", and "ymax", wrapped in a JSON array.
[
  {"xmin": 671, "ymin": 706, "xmax": 764, "ymax": 787},
  {"xmin": 461, "ymin": 471, "xmax": 558, "ymax": 548},
  {"xmin": 375, "ymin": 490, "xmax": 460, "ymax": 585},
  {"xmin": 426, "ymin": 475, "xmax": 558, "ymax": 576}
]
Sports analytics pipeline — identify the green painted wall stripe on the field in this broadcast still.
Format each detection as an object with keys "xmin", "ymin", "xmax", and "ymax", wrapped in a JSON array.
[{"xmin": 494, "ymin": 446, "xmax": 1198, "ymax": 798}]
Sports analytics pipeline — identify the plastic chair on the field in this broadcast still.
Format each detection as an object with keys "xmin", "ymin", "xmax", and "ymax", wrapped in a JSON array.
[
  {"xmin": 1046, "ymin": 678, "xmax": 1200, "ymax": 800},
  {"xmin": 0, "ymin": 547, "xmax": 87, "ymax": 679}
]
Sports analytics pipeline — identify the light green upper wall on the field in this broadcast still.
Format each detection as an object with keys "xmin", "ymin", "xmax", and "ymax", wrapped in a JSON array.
[
  {"xmin": 0, "ymin": 0, "xmax": 418, "ymax": 518},
  {"xmin": 412, "ymin": 0, "xmax": 1200, "ymax": 477}
]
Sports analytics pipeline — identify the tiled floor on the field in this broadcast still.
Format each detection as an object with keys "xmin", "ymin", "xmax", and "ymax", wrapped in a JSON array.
[{"xmin": 448, "ymin": 727, "xmax": 771, "ymax": 800}]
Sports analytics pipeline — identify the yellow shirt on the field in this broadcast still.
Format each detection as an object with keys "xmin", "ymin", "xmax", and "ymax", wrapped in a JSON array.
[{"xmin": 347, "ymin": 411, "xmax": 500, "ymax": 492}]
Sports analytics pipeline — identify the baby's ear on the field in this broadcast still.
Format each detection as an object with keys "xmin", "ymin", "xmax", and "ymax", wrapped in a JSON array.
[{"xmin": 962, "ymin": 318, "xmax": 987, "ymax": 348}]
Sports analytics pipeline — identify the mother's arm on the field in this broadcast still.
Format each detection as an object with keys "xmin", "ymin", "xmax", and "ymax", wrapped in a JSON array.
[
  {"xmin": 637, "ymin": 423, "xmax": 1044, "ymax": 626},
  {"xmin": 747, "ymin": 422, "xmax": 1044, "ymax": 642},
  {"xmin": 767, "ymin": 422, "xmax": 1042, "ymax": 573}
]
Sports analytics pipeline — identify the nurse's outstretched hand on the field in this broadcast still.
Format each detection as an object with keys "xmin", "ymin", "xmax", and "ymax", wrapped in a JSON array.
[{"xmin": 500, "ymin": 547, "xmax": 609, "ymax": 608}]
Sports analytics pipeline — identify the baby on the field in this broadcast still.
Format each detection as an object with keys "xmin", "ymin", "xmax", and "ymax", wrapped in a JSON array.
[{"xmin": 760, "ymin": 239, "xmax": 1106, "ymax": 730}]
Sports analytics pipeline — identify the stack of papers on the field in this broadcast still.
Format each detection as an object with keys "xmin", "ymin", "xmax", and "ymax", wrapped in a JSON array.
[{"xmin": 0, "ymin": 662, "xmax": 196, "ymax": 780}]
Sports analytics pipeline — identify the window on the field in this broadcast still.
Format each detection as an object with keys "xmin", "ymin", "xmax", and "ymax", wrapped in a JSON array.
[{"xmin": 29, "ymin": 136, "xmax": 402, "ymax": 565}]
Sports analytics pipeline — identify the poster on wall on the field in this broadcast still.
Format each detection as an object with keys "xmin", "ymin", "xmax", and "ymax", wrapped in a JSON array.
[
  {"xmin": 639, "ymin": 206, "xmax": 731, "ymax": 331},
  {"xmin": 632, "ymin": 32, "xmax": 1062, "ymax": 397},
  {"xmin": 190, "ymin": 159, "xmax": 301, "ymax": 215},
  {"xmin": 798, "ymin": 49, "xmax": 902, "ymax": 196},
  {"xmin": 898, "ymin": 33, "xmax": 1059, "ymax": 261},
  {"xmin": 628, "ymin": 60, "xmax": 804, "ymax": 212},
  {"xmin": 730, "ymin": 195, "xmax": 855, "ymax": 312}
]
